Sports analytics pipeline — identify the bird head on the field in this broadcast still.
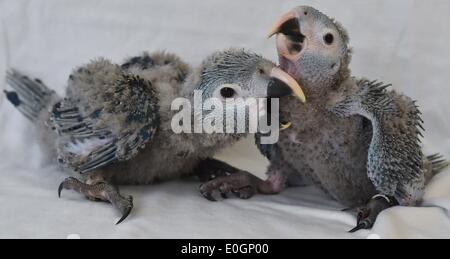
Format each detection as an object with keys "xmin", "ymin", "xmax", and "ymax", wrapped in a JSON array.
[
  {"xmin": 268, "ymin": 6, "xmax": 351, "ymax": 89},
  {"xmin": 185, "ymin": 48, "xmax": 306, "ymax": 134},
  {"xmin": 196, "ymin": 48, "xmax": 305, "ymax": 103}
]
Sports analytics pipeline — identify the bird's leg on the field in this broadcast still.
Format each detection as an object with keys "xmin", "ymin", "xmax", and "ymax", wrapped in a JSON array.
[
  {"xmin": 58, "ymin": 177, "xmax": 133, "ymax": 225},
  {"xmin": 348, "ymin": 194, "xmax": 398, "ymax": 233},
  {"xmin": 199, "ymin": 169, "xmax": 286, "ymax": 201}
]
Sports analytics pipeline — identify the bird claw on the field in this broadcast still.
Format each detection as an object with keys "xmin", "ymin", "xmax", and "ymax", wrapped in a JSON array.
[
  {"xmin": 198, "ymin": 172, "xmax": 257, "ymax": 201},
  {"xmin": 347, "ymin": 208, "xmax": 373, "ymax": 233},
  {"xmin": 199, "ymin": 184, "xmax": 217, "ymax": 202},
  {"xmin": 57, "ymin": 177, "xmax": 134, "ymax": 225},
  {"xmin": 116, "ymin": 199, "xmax": 133, "ymax": 225},
  {"xmin": 116, "ymin": 209, "xmax": 131, "ymax": 225},
  {"xmin": 58, "ymin": 177, "xmax": 77, "ymax": 198},
  {"xmin": 58, "ymin": 181, "xmax": 64, "ymax": 198},
  {"xmin": 346, "ymin": 194, "xmax": 396, "ymax": 233},
  {"xmin": 348, "ymin": 221, "xmax": 370, "ymax": 233}
]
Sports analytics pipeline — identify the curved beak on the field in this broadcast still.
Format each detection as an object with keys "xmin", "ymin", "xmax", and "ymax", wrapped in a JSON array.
[
  {"xmin": 268, "ymin": 67, "xmax": 306, "ymax": 103},
  {"xmin": 268, "ymin": 9, "xmax": 305, "ymax": 62},
  {"xmin": 268, "ymin": 10, "xmax": 297, "ymax": 38}
]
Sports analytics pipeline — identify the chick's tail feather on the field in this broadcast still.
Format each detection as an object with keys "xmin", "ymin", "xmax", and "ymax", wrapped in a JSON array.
[
  {"xmin": 425, "ymin": 153, "xmax": 449, "ymax": 182},
  {"xmin": 4, "ymin": 69, "xmax": 56, "ymax": 122}
]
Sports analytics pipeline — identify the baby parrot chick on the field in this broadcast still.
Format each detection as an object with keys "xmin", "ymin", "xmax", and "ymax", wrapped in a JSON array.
[
  {"xmin": 4, "ymin": 49, "xmax": 305, "ymax": 224},
  {"xmin": 199, "ymin": 6, "xmax": 448, "ymax": 232}
]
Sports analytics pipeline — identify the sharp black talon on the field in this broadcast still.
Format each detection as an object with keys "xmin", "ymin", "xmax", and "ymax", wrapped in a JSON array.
[
  {"xmin": 348, "ymin": 222, "xmax": 368, "ymax": 233},
  {"xmin": 58, "ymin": 182, "xmax": 64, "ymax": 198},
  {"xmin": 116, "ymin": 206, "xmax": 132, "ymax": 225}
]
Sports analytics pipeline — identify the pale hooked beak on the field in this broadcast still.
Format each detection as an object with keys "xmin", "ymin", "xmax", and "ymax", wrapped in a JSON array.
[
  {"xmin": 267, "ymin": 10, "xmax": 298, "ymax": 38},
  {"xmin": 267, "ymin": 9, "xmax": 305, "ymax": 61},
  {"xmin": 269, "ymin": 67, "xmax": 306, "ymax": 103}
]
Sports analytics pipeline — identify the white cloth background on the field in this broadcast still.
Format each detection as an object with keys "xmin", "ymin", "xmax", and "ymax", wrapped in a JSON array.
[{"xmin": 0, "ymin": 0, "xmax": 449, "ymax": 238}]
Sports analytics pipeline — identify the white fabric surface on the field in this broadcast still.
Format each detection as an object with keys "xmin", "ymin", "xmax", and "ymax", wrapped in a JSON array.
[{"xmin": 0, "ymin": 0, "xmax": 449, "ymax": 239}]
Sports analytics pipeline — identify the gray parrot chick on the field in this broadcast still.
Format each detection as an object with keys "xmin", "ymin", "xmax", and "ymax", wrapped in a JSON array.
[
  {"xmin": 4, "ymin": 49, "xmax": 305, "ymax": 224},
  {"xmin": 199, "ymin": 6, "xmax": 448, "ymax": 232}
]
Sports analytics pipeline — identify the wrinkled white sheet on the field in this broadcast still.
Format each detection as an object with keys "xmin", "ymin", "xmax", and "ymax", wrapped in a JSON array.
[{"xmin": 0, "ymin": 0, "xmax": 449, "ymax": 239}]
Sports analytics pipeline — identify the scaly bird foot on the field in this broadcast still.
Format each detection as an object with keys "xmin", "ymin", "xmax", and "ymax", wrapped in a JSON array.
[
  {"xmin": 199, "ymin": 171, "xmax": 262, "ymax": 201},
  {"xmin": 58, "ymin": 177, "xmax": 133, "ymax": 225},
  {"xmin": 348, "ymin": 194, "xmax": 397, "ymax": 233}
]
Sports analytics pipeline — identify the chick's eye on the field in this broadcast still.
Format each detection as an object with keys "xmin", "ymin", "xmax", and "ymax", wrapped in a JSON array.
[
  {"xmin": 220, "ymin": 87, "xmax": 236, "ymax": 98},
  {"xmin": 324, "ymin": 33, "xmax": 334, "ymax": 45}
]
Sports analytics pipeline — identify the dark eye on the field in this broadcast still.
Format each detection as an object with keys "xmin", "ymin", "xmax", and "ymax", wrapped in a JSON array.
[
  {"xmin": 324, "ymin": 33, "xmax": 334, "ymax": 45},
  {"xmin": 258, "ymin": 68, "xmax": 265, "ymax": 74},
  {"xmin": 220, "ymin": 87, "xmax": 236, "ymax": 98}
]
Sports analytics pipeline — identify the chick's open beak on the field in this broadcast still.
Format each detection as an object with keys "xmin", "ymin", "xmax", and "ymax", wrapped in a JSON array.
[
  {"xmin": 267, "ymin": 9, "xmax": 305, "ymax": 60},
  {"xmin": 267, "ymin": 10, "xmax": 298, "ymax": 38},
  {"xmin": 268, "ymin": 67, "xmax": 306, "ymax": 103}
]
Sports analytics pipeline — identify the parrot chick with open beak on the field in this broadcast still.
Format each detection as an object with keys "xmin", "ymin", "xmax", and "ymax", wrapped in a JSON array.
[
  {"xmin": 4, "ymin": 48, "xmax": 305, "ymax": 224},
  {"xmin": 199, "ymin": 6, "xmax": 448, "ymax": 232}
]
